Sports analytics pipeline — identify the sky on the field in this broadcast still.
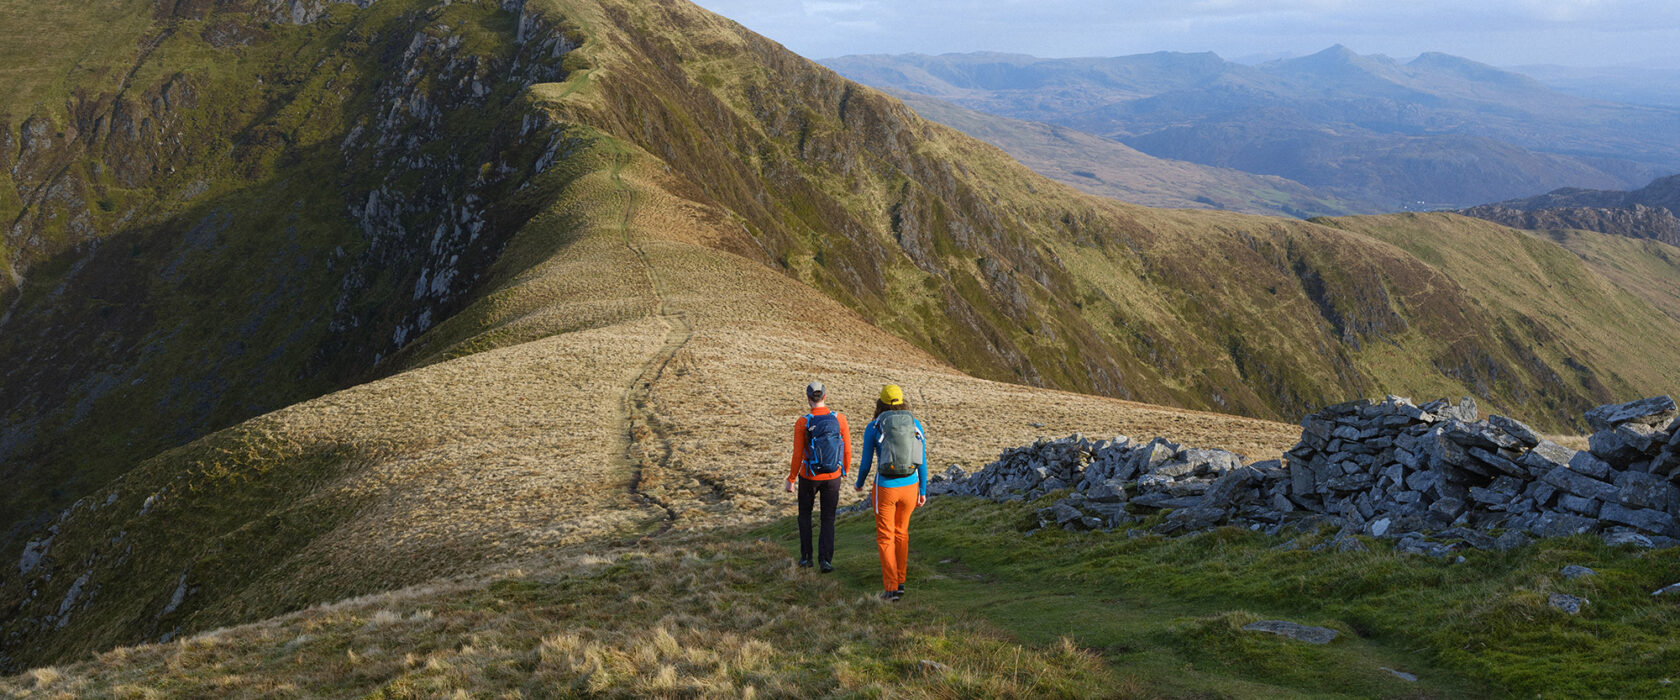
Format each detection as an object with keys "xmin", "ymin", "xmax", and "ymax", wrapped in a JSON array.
[{"xmin": 687, "ymin": 0, "xmax": 1680, "ymax": 67}]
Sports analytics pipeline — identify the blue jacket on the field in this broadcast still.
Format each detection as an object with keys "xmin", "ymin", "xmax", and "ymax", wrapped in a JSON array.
[{"xmin": 855, "ymin": 413, "xmax": 928, "ymax": 496}]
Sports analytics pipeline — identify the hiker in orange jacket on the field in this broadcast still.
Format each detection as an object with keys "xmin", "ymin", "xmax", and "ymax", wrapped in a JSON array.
[
  {"xmin": 786, "ymin": 381, "xmax": 851, "ymax": 573},
  {"xmin": 854, "ymin": 384, "xmax": 927, "ymax": 601}
]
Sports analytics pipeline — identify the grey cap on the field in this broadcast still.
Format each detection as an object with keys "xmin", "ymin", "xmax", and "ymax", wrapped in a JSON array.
[{"xmin": 806, "ymin": 381, "xmax": 826, "ymax": 400}]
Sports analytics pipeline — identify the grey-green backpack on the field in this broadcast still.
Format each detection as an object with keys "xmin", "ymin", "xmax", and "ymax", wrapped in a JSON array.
[{"xmin": 875, "ymin": 410, "xmax": 921, "ymax": 478}]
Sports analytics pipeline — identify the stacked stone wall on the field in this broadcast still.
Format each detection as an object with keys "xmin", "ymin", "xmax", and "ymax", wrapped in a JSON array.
[{"xmin": 936, "ymin": 395, "xmax": 1680, "ymax": 548}]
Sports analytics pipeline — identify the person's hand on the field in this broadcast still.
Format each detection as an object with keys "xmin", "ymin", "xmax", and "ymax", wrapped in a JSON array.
[
  {"xmin": 784, "ymin": 481, "xmax": 794, "ymax": 493},
  {"xmin": 918, "ymin": 494, "xmax": 927, "ymax": 506}
]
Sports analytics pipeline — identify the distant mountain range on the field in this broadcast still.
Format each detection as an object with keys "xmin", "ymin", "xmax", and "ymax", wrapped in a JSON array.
[
  {"xmin": 822, "ymin": 48, "xmax": 1680, "ymax": 211},
  {"xmin": 1512, "ymin": 64, "xmax": 1680, "ymax": 109},
  {"xmin": 1460, "ymin": 175, "xmax": 1680, "ymax": 246},
  {"xmin": 888, "ymin": 91, "xmax": 1374, "ymax": 217}
]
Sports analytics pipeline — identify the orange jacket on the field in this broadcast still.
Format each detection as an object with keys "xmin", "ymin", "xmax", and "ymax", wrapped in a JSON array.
[{"xmin": 789, "ymin": 406, "xmax": 852, "ymax": 482}]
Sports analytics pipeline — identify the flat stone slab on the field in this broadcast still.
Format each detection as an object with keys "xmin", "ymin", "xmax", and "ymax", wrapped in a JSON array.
[
  {"xmin": 1242, "ymin": 620, "xmax": 1339, "ymax": 645},
  {"xmin": 1561, "ymin": 565, "xmax": 1597, "ymax": 579},
  {"xmin": 1585, "ymin": 396, "xmax": 1677, "ymax": 432},
  {"xmin": 1380, "ymin": 667, "xmax": 1419, "ymax": 682}
]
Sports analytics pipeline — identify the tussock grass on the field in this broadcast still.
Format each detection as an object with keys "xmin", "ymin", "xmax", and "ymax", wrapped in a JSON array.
[{"xmin": 1, "ymin": 541, "xmax": 1114, "ymax": 698}]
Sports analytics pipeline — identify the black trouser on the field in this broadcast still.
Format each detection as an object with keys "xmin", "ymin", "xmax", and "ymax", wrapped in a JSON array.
[{"xmin": 797, "ymin": 476, "xmax": 842, "ymax": 564}]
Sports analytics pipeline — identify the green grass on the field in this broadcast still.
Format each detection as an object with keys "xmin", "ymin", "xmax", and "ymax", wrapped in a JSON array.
[
  {"xmin": 3, "ymin": 539, "xmax": 1119, "ymax": 698},
  {"xmin": 757, "ymin": 495, "xmax": 1680, "ymax": 698}
]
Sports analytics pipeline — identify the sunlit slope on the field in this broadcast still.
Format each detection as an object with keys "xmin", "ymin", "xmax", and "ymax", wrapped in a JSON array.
[
  {"xmin": 0, "ymin": 133, "xmax": 1298, "ymax": 670},
  {"xmin": 498, "ymin": 0, "xmax": 1680, "ymax": 429}
]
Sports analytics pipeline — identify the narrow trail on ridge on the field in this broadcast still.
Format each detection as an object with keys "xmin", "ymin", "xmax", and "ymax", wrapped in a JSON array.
[{"xmin": 610, "ymin": 154, "xmax": 696, "ymax": 538}]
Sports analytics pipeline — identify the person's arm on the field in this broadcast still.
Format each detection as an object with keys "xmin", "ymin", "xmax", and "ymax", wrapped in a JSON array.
[
  {"xmin": 855, "ymin": 421, "xmax": 876, "ymax": 490},
  {"xmin": 788, "ymin": 415, "xmax": 808, "ymax": 487},
  {"xmin": 915, "ymin": 417, "xmax": 929, "ymax": 501},
  {"xmin": 837, "ymin": 413, "xmax": 852, "ymax": 479}
]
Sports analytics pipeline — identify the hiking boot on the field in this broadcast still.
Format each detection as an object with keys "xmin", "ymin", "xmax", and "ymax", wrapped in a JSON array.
[
  {"xmin": 819, "ymin": 561, "xmax": 834, "ymax": 573},
  {"xmin": 895, "ymin": 584, "xmax": 905, "ymax": 599},
  {"xmin": 798, "ymin": 559, "xmax": 813, "ymax": 568},
  {"xmin": 880, "ymin": 590, "xmax": 900, "ymax": 602}
]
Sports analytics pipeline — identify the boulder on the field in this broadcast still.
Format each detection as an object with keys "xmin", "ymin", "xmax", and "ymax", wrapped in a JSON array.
[
  {"xmin": 1548, "ymin": 593, "xmax": 1587, "ymax": 615},
  {"xmin": 1467, "ymin": 447, "xmax": 1525, "ymax": 476},
  {"xmin": 1493, "ymin": 530, "xmax": 1532, "ymax": 551},
  {"xmin": 1087, "ymin": 481, "xmax": 1126, "ymax": 504},
  {"xmin": 1241, "ymin": 620, "xmax": 1339, "ymax": 645},
  {"xmin": 1521, "ymin": 441, "xmax": 1578, "ymax": 476},
  {"xmin": 1527, "ymin": 512, "xmax": 1598, "ymax": 538},
  {"xmin": 1603, "ymin": 530, "xmax": 1655, "ymax": 548},
  {"xmin": 1599, "ymin": 503, "xmax": 1679, "ymax": 537},
  {"xmin": 1182, "ymin": 448, "xmax": 1244, "ymax": 476},
  {"xmin": 1584, "ymin": 396, "xmax": 1677, "ymax": 432},
  {"xmin": 1542, "ymin": 466, "xmax": 1619, "ymax": 502},
  {"xmin": 1488, "ymin": 414, "xmax": 1542, "ymax": 447},
  {"xmin": 1613, "ymin": 470, "xmax": 1674, "ymax": 510},
  {"xmin": 1561, "ymin": 565, "xmax": 1597, "ymax": 579},
  {"xmin": 1557, "ymin": 493, "xmax": 1602, "ymax": 517},
  {"xmin": 1567, "ymin": 451, "xmax": 1612, "ymax": 480},
  {"xmin": 1395, "ymin": 536, "xmax": 1453, "ymax": 557},
  {"xmin": 1589, "ymin": 427, "xmax": 1652, "ymax": 464}
]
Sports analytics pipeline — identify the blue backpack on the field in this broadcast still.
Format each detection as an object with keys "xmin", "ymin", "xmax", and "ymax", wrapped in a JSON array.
[{"xmin": 804, "ymin": 413, "xmax": 845, "ymax": 475}]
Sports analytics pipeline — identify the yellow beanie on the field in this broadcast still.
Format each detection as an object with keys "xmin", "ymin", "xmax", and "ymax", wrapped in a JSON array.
[{"xmin": 879, "ymin": 384, "xmax": 905, "ymax": 405}]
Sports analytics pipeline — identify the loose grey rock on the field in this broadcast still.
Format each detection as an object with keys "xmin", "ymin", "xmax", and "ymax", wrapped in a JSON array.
[
  {"xmin": 1241, "ymin": 620, "xmax": 1339, "ymax": 645},
  {"xmin": 1584, "ymin": 395, "xmax": 1676, "ymax": 432},
  {"xmin": 1488, "ymin": 414, "xmax": 1542, "ymax": 447},
  {"xmin": 1599, "ymin": 503, "xmax": 1678, "ymax": 537},
  {"xmin": 1602, "ymin": 530, "xmax": 1656, "ymax": 548},
  {"xmin": 1542, "ymin": 466, "xmax": 1619, "ymax": 502},
  {"xmin": 1493, "ymin": 530, "xmax": 1532, "ymax": 551},
  {"xmin": 1653, "ymin": 582, "xmax": 1680, "ymax": 596},
  {"xmin": 1379, "ymin": 667, "xmax": 1419, "ymax": 682},
  {"xmin": 1561, "ymin": 565, "xmax": 1597, "ymax": 579},
  {"xmin": 1548, "ymin": 593, "xmax": 1587, "ymax": 615}
]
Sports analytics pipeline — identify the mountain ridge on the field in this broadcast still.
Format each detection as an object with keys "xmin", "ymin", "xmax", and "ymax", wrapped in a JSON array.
[
  {"xmin": 822, "ymin": 49, "xmax": 1680, "ymax": 209},
  {"xmin": 6, "ymin": 0, "xmax": 1680, "ymax": 680}
]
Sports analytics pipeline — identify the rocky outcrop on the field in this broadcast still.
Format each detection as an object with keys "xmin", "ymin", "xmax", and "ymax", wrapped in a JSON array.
[
  {"xmin": 1458, "ymin": 203, "xmax": 1680, "ymax": 246},
  {"xmin": 941, "ymin": 394, "xmax": 1680, "ymax": 548},
  {"xmin": 1459, "ymin": 174, "xmax": 1680, "ymax": 245}
]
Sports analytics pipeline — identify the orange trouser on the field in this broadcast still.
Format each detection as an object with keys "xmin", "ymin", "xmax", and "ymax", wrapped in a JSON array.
[{"xmin": 873, "ymin": 483, "xmax": 919, "ymax": 592}]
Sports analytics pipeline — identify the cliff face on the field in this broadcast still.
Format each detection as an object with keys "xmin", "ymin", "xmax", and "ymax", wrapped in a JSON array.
[{"xmin": 0, "ymin": 0, "xmax": 583, "ymax": 538}]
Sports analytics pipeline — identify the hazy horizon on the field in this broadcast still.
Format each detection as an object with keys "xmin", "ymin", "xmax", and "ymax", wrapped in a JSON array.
[{"xmin": 690, "ymin": 0, "xmax": 1680, "ymax": 69}]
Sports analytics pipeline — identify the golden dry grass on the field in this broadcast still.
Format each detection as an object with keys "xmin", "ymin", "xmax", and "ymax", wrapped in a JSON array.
[{"xmin": 1, "ymin": 541, "xmax": 1117, "ymax": 698}]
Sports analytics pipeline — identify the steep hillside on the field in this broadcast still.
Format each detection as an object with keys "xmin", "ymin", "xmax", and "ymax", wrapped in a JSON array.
[
  {"xmin": 0, "ymin": 0, "xmax": 588, "ymax": 543},
  {"xmin": 1460, "ymin": 174, "xmax": 1680, "ymax": 246},
  {"xmin": 889, "ymin": 91, "xmax": 1374, "ymax": 217},
  {"xmin": 823, "ymin": 49, "xmax": 1680, "ymax": 209},
  {"xmin": 8, "ymin": 0, "xmax": 1680, "ymax": 680}
]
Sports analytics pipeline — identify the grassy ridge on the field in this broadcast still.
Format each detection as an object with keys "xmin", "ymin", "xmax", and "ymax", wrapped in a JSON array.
[
  {"xmin": 526, "ymin": 0, "xmax": 1680, "ymax": 430},
  {"xmin": 14, "ymin": 494, "xmax": 1677, "ymax": 697},
  {"xmin": 1, "ymin": 540, "xmax": 1115, "ymax": 698}
]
